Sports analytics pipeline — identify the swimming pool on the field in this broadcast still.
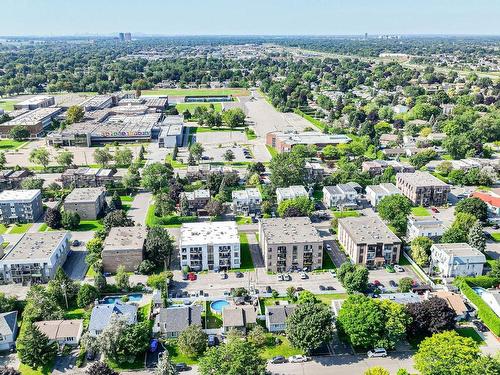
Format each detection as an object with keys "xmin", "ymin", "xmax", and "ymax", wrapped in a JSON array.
[
  {"xmin": 472, "ymin": 287, "xmax": 486, "ymax": 296},
  {"xmin": 210, "ymin": 299, "xmax": 229, "ymax": 313},
  {"xmin": 102, "ymin": 293, "xmax": 143, "ymax": 304}
]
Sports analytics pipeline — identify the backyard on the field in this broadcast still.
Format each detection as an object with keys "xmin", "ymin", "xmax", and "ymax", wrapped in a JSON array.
[{"xmin": 411, "ymin": 206, "xmax": 430, "ymax": 217}]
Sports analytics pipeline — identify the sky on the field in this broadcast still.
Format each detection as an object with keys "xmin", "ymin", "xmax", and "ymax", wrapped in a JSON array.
[{"xmin": 1, "ymin": 0, "xmax": 499, "ymax": 36}]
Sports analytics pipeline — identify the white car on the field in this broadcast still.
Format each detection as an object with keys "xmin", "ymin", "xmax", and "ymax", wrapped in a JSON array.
[
  {"xmin": 300, "ymin": 272, "xmax": 308, "ymax": 280},
  {"xmin": 288, "ymin": 355, "xmax": 309, "ymax": 363},
  {"xmin": 277, "ymin": 274, "xmax": 284, "ymax": 281},
  {"xmin": 326, "ymin": 243, "xmax": 332, "ymax": 251},
  {"xmin": 394, "ymin": 265, "xmax": 404, "ymax": 272},
  {"xmin": 368, "ymin": 348, "xmax": 387, "ymax": 358},
  {"xmin": 330, "ymin": 269, "xmax": 337, "ymax": 277},
  {"xmin": 284, "ymin": 274, "xmax": 292, "ymax": 281}
]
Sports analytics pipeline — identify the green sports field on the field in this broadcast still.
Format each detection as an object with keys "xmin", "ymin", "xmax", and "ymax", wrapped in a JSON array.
[
  {"xmin": 175, "ymin": 102, "xmax": 222, "ymax": 114},
  {"xmin": 142, "ymin": 88, "xmax": 249, "ymax": 97}
]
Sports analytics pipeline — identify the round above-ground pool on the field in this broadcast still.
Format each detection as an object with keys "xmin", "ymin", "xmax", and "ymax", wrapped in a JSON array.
[{"xmin": 210, "ymin": 299, "xmax": 229, "ymax": 313}]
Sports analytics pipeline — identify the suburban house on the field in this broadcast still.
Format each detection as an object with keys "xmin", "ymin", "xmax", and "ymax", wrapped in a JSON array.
[
  {"xmin": 265, "ymin": 304, "xmax": 296, "ymax": 332},
  {"xmin": 179, "ymin": 189, "xmax": 211, "ymax": 216},
  {"xmin": 304, "ymin": 162, "xmax": 324, "ymax": 182},
  {"xmin": 396, "ymin": 171, "xmax": 450, "ymax": 207},
  {"xmin": 322, "ymin": 182, "xmax": 360, "ymax": 209},
  {"xmin": 179, "ymin": 221, "xmax": 240, "ymax": 271},
  {"xmin": 153, "ymin": 305, "xmax": 202, "ymax": 338},
  {"xmin": 63, "ymin": 187, "xmax": 106, "ymax": 220},
  {"xmin": 222, "ymin": 305, "xmax": 257, "ymax": 334},
  {"xmin": 480, "ymin": 290, "xmax": 500, "ymax": 317},
  {"xmin": 259, "ymin": 217, "xmax": 323, "ymax": 273},
  {"xmin": 365, "ymin": 183, "xmax": 402, "ymax": 208},
  {"xmin": 0, "ymin": 189, "xmax": 44, "ymax": 224},
  {"xmin": 407, "ymin": 215, "xmax": 446, "ymax": 241},
  {"xmin": 232, "ymin": 188, "xmax": 262, "ymax": 215},
  {"xmin": 337, "ymin": 216, "xmax": 401, "ymax": 267},
  {"xmin": 0, "ymin": 311, "xmax": 18, "ymax": 351},
  {"xmin": 471, "ymin": 189, "xmax": 500, "ymax": 217},
  {"xmin": 430, "ymin": 243, "xmax": 486, "ymax": 278},
  {"xmin": 101, "ymin": 226, "xmax": 147, "ymax": 273},
  {"xmin": 34, "ymin": 319, "xmax": 84, "ymax": 346},
  {"xmin": 276, "ymin": 185, "xmax": 308, "ymax": 204},
  {"xmin": 89, "ymin": 302, "xmax": 138, "ymax": 336},
  {"xmin": 362, "ymin": 160, "xmax": 414, "ymax": 176},
  {"xmin": 428, "ymin": 292, "xmax": 468, "ymax": 321}
]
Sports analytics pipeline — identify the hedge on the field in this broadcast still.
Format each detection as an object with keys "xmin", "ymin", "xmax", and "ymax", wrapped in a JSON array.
[
  {"xmin": 293, "ymin": 108, "xmax": 326, "ymax": 131},
  {"xmin": 459, "ymin": 280, "xmax": 500, "ymax": 336},
  {"xmin": 463, "ymin": 275, "xmax": 499, "ymax": 289}
]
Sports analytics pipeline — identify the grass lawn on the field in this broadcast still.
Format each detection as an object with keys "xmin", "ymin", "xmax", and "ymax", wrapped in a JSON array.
[
  {"xmin": 85, "ymin": 265, "xmax": 96, "ymax": 278},
  {"xmin": 120, "ymin": 195, "xmax": 135, "ymax": 202},
  {"xmin": 322, "ymin": 251, "xmax": 336, "ymax": 269},
  {"xmin": 235, "ymin": 216, "xmax": 251, "ymax": 225},
  {"xmin": 76, "ymin": 220, "xmax": 103, "ymax": 231},
  {"xmin": 107, "ymin": 357, "xmax": 145, "ymax": 371},
  {"xmin": 261, "ymin": 334, "xmax": 303, "ymax": 359},
  {"xmin": 294, "ymin": 108, "xmax": 326, "ymax": 131},
  {"xmin": 312, "ymin": 189, "xmax": 323, "ymax": 201},
  {"xmin": 398, "ymin": 254, "xmax": 412, "ymax": 266},
  {"xmin": 176, "ymin": 102, "xmax": 222, "ymax": 114},
  {"xmin": 165, "ymin": 153, "xmax": 187, "ymax": 169},
  {"xmin": 38, "ymin": 223, "xmax": 48, "ymax": 232},
  {"xmin": 19, "ymin": 360, "xmax": 54, "ymax": 375},
  {"xmin": 491, "ymin": 232, "xmax": 500, "ymax": 242},
  {"xmin": 315, "ymin": 293, "xmax": 348, "ymax": 305},
  {"xmin": 455, "ymin": 327, "xmax": 485, "ymax": 345},
  {"xmin": 164, "ymin": 340, "xmax": 199, "ymax": 365},
  {"xmin": 189, "ymin": 126, "xmax": 238, "ymax": 133},
  {"xmin": 0, "ymin": 100, "xmax": 17, "ymax": 111},
  {"xmin": 332, "ymin": 210, "xmax": 360, "ymax": 218},
  {"xmin": 10, "ymin": 223, "xmax": 32, "ymax": 234},
  {"xmin": 64, "ymin": 308, "xmax": 86, "ymax": 320},
  {"xmin": 236, "ymin": 233, "xmax": 254, "ymax": 271},
  {"xmin": 0, "ymin": 224, "xmax": 8, "ymax": 234},
  {"xmin": 266, "ymin": 145, "xmax": 278, "ymax": 158},
  {"xmin": 245, "ymin": 129, "xmax": 257, "ymax": 140},
  {"xmin": 146, "ymin": 204, "xmax": 197, "ymax": 227},
  {"xmin": 142, "ymin": 88, "xmax": 249, "ymax": 97},
  {"xmin": 202, "ymin": 301, "xmax": 223, "ymax": 329},
  {"xmin": 0, "ymin": 139, "xmax": 28, "ymax": 150},
  {"xmin": 411, "ymin": 206, "xmax": 430, "ymax": 217}
]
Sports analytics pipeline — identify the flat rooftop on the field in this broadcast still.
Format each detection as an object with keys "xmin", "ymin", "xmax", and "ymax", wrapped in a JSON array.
[
  {"xmin": 338, "ymin": 215, "xmax": 401, "ymax": 244},
  {"xmin": 0, "ymin": 189, "xmax": 40, "ymax": 203},
  {"xmin": 276, "ymin": 185, "xmax": 308, "ymax": 200},
  {"xmin": 397, "ymin": 171, "xmax": 449, "ymax": 187},
  {"xmin": 81, "ymin": 95, "xmax": 113, "ymax": 109},
  {"xmin": 16, "ymin": 95, "xmax": 53, "ymax": 106},
  {"xmin": 260, "ymin": 217, "xmax": 322, "ymax": 245},
  {"xmin": 3, "ymin": 107, "xmax": 61, "ymax": 126},
  {"xmin": 2, "ymin": 232, "xmax": 69, "ymax": 262},
  {"xmin": 432, "ymin": 243, "xmax": 485, "ymax": 258},
  {"xmin": 103, "ymin": 226, "xmax": 148, "ymax": 251},
  {"xmin": 272, "ymin": 131, "xmax": 351, "ymax": 145},
  {"xmin": 180, "ymin": 221, "xmax": 239, "ymax": 246},
  {"xmin": 65, "ymin": 187, "xmax": 105, "ymax": 203}
]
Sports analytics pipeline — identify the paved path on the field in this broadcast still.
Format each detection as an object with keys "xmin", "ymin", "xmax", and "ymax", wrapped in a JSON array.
[
  {"xmin": 247, "ymin": 233, "xmax": 265, "ymax": 268},
  {"xmin": 128, "ymin": 192, "xmax": 152, "ymax": 226}
]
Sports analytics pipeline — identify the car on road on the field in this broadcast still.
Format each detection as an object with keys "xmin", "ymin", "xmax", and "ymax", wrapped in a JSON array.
[
  {"xmin": 277, "ymin": 274, "xmax": 284, "ymax": 281},
  {"xmin": 472, "ymin": 320, "xmax": 488, "ymax": 332},
  {"xmin": 235, "ymin": 272, "xmax": 244, "ymax": 278},
  {"xmin": 288, "ymin": 355, "xmax": 310, "ymax": 363},
  {"xmin": 284, "ymin": 274, "xmax": 292, "ymax": 281},
  {"xmin": 270, "ymin": 356, "xmax": 286, "ymax": 364},
  {"xmin": 394, "ymin": 265, "xmax": 404, "ymax": 272},
  {"xmin": 389, "ymin": 280, "xmax": 397, "ymax": 288},
  {"xmin": 300, "ymin": 272, "xmax": 308, "ymax": 280},
  {"xmin": 175, "ymin": 363, "xmax": 188, "ymax": 372},
  {"xmin": 72, "ymin": 240, "xmax": 80, "ymax": 247},
  {"xmin": 368, "ymin": 348, "xmax": 387, "ymax": 358},
  {"xmin": 319, "ymin": 285, "xmax": 326, "ymax": 291},
  {"xmin": 326, "ymin": 243, "xmax": 332, "ymax": 251}
]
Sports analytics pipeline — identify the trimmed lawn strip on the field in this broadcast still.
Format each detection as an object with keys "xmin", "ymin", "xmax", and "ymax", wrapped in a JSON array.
[
  {"xmin": 332, "ymin": 210, "xmax": 360, "ymax": 218},
  {"xmin": 491, "ymin": 232, "xmax": 500, "ymax": 242},
  {"xmin": 294, "ymin": 108, "xmax": 326, "ymax": 131},
  {"xmin": 235, "ymin": 216, "xmax": 251, "ymax": 225},
  {"xmin": 266, "ymin": 145, "xmax": 278, "ymax": 158},
  {"xmin": 176, "ymin": 102, "xmax": 222, "ymax": 114},
  {"xmin": 164, "ymin": 340, "xmax": 199, "ymax": 365},
  {"xmin": 10, "ymin": 223, "xmax": 32, "ymax": 234},
  {"xmin": 455, "ymin": 327, "xmax": 485, "ymax": 345},
  {"xmin": 165, "ymin": 153, "xmax": 187, "ymax": 169},
  {"xmin": 261, "ymin": 334, "xmax": 302, "ymax": 359},
  {"xmin": 146, "ymin": 204, "xmax": 197, "ymax": 228},
  {"xmin": 76, "ymin": 220, "xmax": 103, "ymax": 231},
  {"xmin": 0, "ymin": 224, "xmax": 8, "ymax": 234},
  {"xmin": 0, "ymin": 101, "xmax": 17, "ymax": 111},
  {"xmin": 0, "ymin": 139, "xmax": 28, "ymax": 150},
  {"xmin": 236, "ymin": 233, "xmax": 254, "ymax": 271},
  {"xmin": 142, "ymin": 88, "xmax": 249, "ymax": 97},
  {"xmin": 107, "ymin": 357, "xmax": 145, "ymax": 371},
  {"xmin": 411, "ymin": 206, "xmax": 430, "ymax": 217},
  {"xmin": 38, "ymin": 223, "xmax": 48, "ymax": 232}
]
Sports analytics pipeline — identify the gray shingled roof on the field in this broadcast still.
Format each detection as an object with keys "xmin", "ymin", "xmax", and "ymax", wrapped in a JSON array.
[
  {"xmin": 266, "ymin": 305, "xmax": 296, "ymax": 325},
  {"xmin": 89, "ymin": 302, "xmax": 137, "ymax": 333},
  {"xmin": 0, "ymin": 311, "xmax": 17, "ymax": 337},
  {"xmin": 157, "ymin": 305, "xmax": 202, "ymax": 333}
]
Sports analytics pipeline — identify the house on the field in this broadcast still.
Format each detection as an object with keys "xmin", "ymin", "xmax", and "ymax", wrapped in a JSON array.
[
  {"xmin": 0, "ymin": 232, "xmax": 70, "ymax": 284},
  {"xmin": 337, "ymin": 216, "xmax": 401, "ymax": 267},
  {"xmin": 153, "ymin": 305, "xmax": 202, "ymax": 338},
  {"xmin": 0, "ymin": 311, "xmax": 18, "ymax": 351},
  {"xmin": 232, "ymin": 188, "xmax": 262, "ymax": 215},
  {"xmin": 0, "ymin": 169, "xmax": 30, "ymax": 191},
  {"xmin": 34, "ymin": 319, "xmax": 84, "ymax": 346},
  {"xmin": 63, "ymin": 187, "xmax": 106, "ymax": 220},
  {"xmin": 322, "ymin": 182, "xmax": 359, "ymax": 209},
  {"xmin": 379, "ymin": 134, "xmax": 399, "ymax": 147},
  {"xmin": 222, "ymin": 305, "xmax": 257, "ymax": 334},
  {"xmin": 275, "ymin": 185, "xmax": 308, "ymax": 204},
  {"xmin": 365, "ymin": 183, "xmax": 402, "ymax": 207},
  {"xmin": 89, "ymin": 302, "xmax": 137, "ymax": 336},
  {"xmin": 480, "ymin": 290, "xmax": 500, "ymax": 317},
  {"xmin": 179, "ymin": 189, "xmax": 210, "ymax": 216},
  {"xmin": 429, "ymin": 292, "xmax": 468, "ymax": 320},
  {"xmin": 381, "ymin": 148, "xmax": 407, "ymax": 159},
  {"xmin": 407, "ymin": 215, "xmax": 445, "ymax": 240},
  {"xmin": 396, "ymin": 171, "xmax": 450, "ymax": 207},
  {"xmin": 102, "ymin": 226, "xmax": 147, "ymax": 273},
  {"xmin": 471, "ymin": 190, "xmax": 500, "ymax": 216},
  {"xmin": 430, "ymin": 243, "xmax": 486, "ymax": 278},
  {"xmin": 362, "ymin": 160, "xmax": 414, "ymax": 176},
  {"xmin": 304, "ymin": 162, "xmax": 324, "ymax": 182},
  {"xmin": 259, "ymin": 217, "xmax": 323, "ymax": 273},
  {"xmin": 179, "ymin": 221, "xmax": 240, "ymax": 271},
  {"xmin": 265, "ymin": 304, "xmax": 296, "ymax": 332},
  {"xmin": 0, "ymin": 189, "xmax": 43, "ymax": 224}
]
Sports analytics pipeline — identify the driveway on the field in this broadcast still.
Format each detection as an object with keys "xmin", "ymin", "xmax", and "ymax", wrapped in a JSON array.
[
  {"xmin": 52, "ymin": 351, "xmax": 83, "ymax": 375},
  {"xmin": 128, "ymin": 192, "xmax": 152, "ymax": 226},
  {"xmin": 0, "ymin": 353, "xmax": 19, "ymax": 370},
  {"xmin": 324, "ymin": 239, "xmax": 348, "ymax": 268},
  {"xmin": 63, "ymin": 249, "xmax": 88, "ymax": 281},
  {"xmin": 247, "ymin": 233, "xmax": 264, "ymax": 268}
]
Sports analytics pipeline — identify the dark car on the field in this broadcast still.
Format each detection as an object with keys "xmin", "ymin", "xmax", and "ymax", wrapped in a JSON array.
[
  {"xmin": 270, "ymin": 356, "xmax": 286, "ymax": 364},
  {"xmin": 86, "ymin": 350, "xmax": 95, "ymax": 361},
  {"xmin": 72, "ymin": 240, "xmax": 80, "ymax": 247},
  {"xmin": 266, "ymin": 286, "xmax": 272, "ymax": 294},
  {"xmin": 295, "ymin": 286, "xmax": 304, "ymax": 292},
  {"xmin": 175, "ymin": 363, "xmax": 188, "ymax": 372},
  {"xmin": 235, "ymin": 272, "xmax": 244, "ymax": 278},
  {"xmin": 389, "ymin": 280, "xmax": 397, "ymax": 288},
  {"xmin": 319, "ymin": 285, "xmax": 326, "ymax": 291},
  {"xmin": 326, "ymin": 286, "xmax": 335, "ymax": 291},
  {"xmin": 473, "ymin": 320, "xmax": 488, "ymax": 332}
]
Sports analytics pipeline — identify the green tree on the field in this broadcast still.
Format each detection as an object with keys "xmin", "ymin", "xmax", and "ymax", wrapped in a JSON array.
[
  {"xmin": 406, "ymin": 297, "xmax": 456, "ymax": 336},
  {"xmin": 414, "ymin": 331, "xmax": 480, "ymax": 375},
  {"xmin": 337, "ymin": 262, "xmax": 369, "ymax": 293},
  {"xmin": 222, "ymin": 108, "xmax": 246, "ymax": 128},
  {"xmin": 86, "ymin": 362, "xmax": 119, "ymax": 375},
  {"xmin": 297, "ymin": 290, "xmax": 318, "ymax": 304},
  {"xmin": 178, "ymin": 325, "xmax": 207, "ymax": 358},
  {"xmin": 93, "ymin": 147, "xmax": 113, "ymax": 167},
  {"xmin": 223, "ymin": 149, "xmax": 235, "ymax": 162},
  {"xmin": 9, "ymin": 125, "xmax": 30, "ymax": 141},
  {"xmin": 456, "ymin": 197, "xmax": 488, "ymax": 222},
  {"xmin": 66, "ymin": 105, "xmax": 85, "ymax": 124},
  {"xmin": 189, "ymin": 142, "xmax": 204, "ymax": 161},
  {"xmin": 56, "ymin": 151, "xmax": 74, "ymax": 168},
  {"xmin": 29, "ymin": 147, "xmax": 50, "ymax": 170},
  {"xmin": 247, "ymin": 325, "xmax": 267, "ymax": 348},
  {"xmin": 377, "ymin": 195, "xmax": 412, "ymax": 235},
  {"xmin": 142, "ymin": 162, "xmax": 173, "ymax": 193},
  {"xmin": 145, "ymin": 226, "xmax": 175, "ymax": 268},
  {"xmin": 409, "ymin": 149, "xmax": 438, "ymax": 169},
  {"xmin": 0, "ymin": 293, "xmax": 18, "ymax": 314},
  {"xmin": 441, "ymin": 213, "xmax": 478, "ymax": 243},
  {"xmin": 46, "ymin": 267, "xmax": 79, "ymax": 309},
  {"xmin": 115, "ymin": 265, "xmax": 130, "ymax": 291},
  {"xmin": 286, "ymin": 302, "xmax": 333, "ymax": 353},
  {"xmin": 114, "ymin": 147, "xmax": 133, "ymax": 166},
  {"xmin": 108, "ymin": 191, "xmax": 123, "ymax": 211},
  {"xmin": 269, "ymin": 151, "xmax": 305, "ymax": 187},
  {"xmin": 94, "ymin": 272, "xmax": 107, "ymax": 292},
  {"xmin": 77, "ymin": 284, "xmax": 99, "ymax": 308},
  {"xmin": 154, "ymin": 352, "xmax": 178, "ymax": 375},
  {"xmin": 277, "ymin": 196, "xmax": 314, "ymax": 217},
  {"xmin": 468, "ymin": 220, "xmax": 486, "ymax": 253},
  {"xmin": 21, "ymin": 177, "xmax": 44, "ymax": 190},
  {"xmin": 44, "ymin": 207, "xmax": 62, "ymax": 229},
  {"xmin": 103, "ymin": 209, "xmax": 134, "ymax": 232},
  {"xmin": 61, "ymin": 210, "xmax": 80, "ymax": 230},
  {"xmin": 22, "ymin": 285, "xmax": 64, "ymax": 323},
  {"xmin": 17, "ymin": 324, "xmax": 57, "ymax": 369},
  {"xmin": 398, "ymin": 277, "xmax": 414, "ymax": 293},
  {"xmin": 410, "ymin": 236, "xmax": 433, "ymax": 266}
]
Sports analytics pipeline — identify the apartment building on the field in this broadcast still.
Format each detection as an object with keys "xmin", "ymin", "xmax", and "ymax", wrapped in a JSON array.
[
  {"xmin": 407, "ymin": 215, "xmax": 446, "ymax": 240},
  {"xmin": 0, "ymin": 169, "xmax": 30, "ymax": 190},
  {"xmin": 179, "ymin": 221, "xmax": 240, "ymax": 271},
  {"xmin": 0, "ymin": 190, "xmax": 43, "ymax": 224},
  {"xmin": 362, "ymin": 160, "xmax": 415, "ymax": 176},
  {"xmin": 259, "ymin": 217, "xmax": 323, "ymax": 273},
  {"xmin": 61, "ymin": 167, "xmax": 123, "ymax": 188},
  {"xmin": 430, "ymin": 243, "xmax": 485, "ymax": 278},
  {"xmin": 304, "ymin": 161, "xmax": 324, "ymax": 183},
  {"xmin": 365, "ymin": 183, "xmax": 402, "ymax": 207},
  {"xmin": 102, "ymin": 227, "xmax": 147, "ymax": 273},
  {"xmin": 337, "ymin": 216, "xmax": 401, "ymax": 267},
  {"xmin": 396, "ymin": 171, "xmax": 450, "ymax": 207},
  {"xmin": 179, "ymin": 189, "xmax": 210, "ymax": 216},
  {"xmin": 322, "ymin": 182, "xmax": 360, "ymax": 209},
  {"xmin": 232, "ymin": 188, "xmax": 262, "ymax": 215},
  {"xmin": 63, "ymin": 187, "xmax": 106, "ymax": 220},
  {"xmin": 276, "ymin": 185, "xmax": 308, "ymax": 204},
  {"xmin": 0, "ymin": 231, "xmax": 70, "ymax": 284}
]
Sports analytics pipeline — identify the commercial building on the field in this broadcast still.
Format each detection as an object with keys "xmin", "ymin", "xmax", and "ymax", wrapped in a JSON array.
[
  {"xmin": 179, "ymin": 221, "xmax": 240, "ymax": 271},
  {"xmin": 365, "ymin": 183, "xmax": 402, "ymax": 207},
  {"xmin": 81, "ymin": 95, "xmax": 114, "ymax": 112},
  {"xmin": 407, "ymin": 215, "xmax": 445, "ymax": 240},
  {"xmin": 14, "ymin": 95, "xmax": 55, "ymax": 110},
  {"xmin": 222, "ymin": 305, "xmax": 257, "ymax": 334},
  {"xmin": 0, "ymin": 107, "xmax": 62, "ymax": 137},
  {"xmin": 266, "ymin": 131, "xmax": 351, "ymax": 153},
  {"xmin": 0, "ymin": 189, "xmax": 43, "ymax": 224},
  {"xmin": 322, "ymin": 183, "xmax": 359, "ymax": 209},
  {"xmin": 275, "ymin": 185, "xmax": 308, "ymax": 204},
  {"xmin": 158, "ymin": 116, "xmax": 184, "ymax": 148},
  {"xmin": 153, "ymin": 305, "xmax": 202, "ymax": 338},
  {"xmin": 102, "ymin": 227, "xmax": 147, "ymax": 273},
  {"xmin": 259, "ymin": 217, "xmax": 323, "ymax": 273},
  {"xmin": 337, "ymin": 216, "xmax": 401, "ymax": 267},
  {"xmin": 118, "ymin": 97, "xmax": 168, "ymax": 112},
  {"xmin": 0, "ymin": 311, "xmax": 18, "ymax": 351},
  {"xmin": 396, "ymin": 171, "xmax": 450, "ymax": 207},
  {"xmin": 61, "ymin": 167, "xmax": 123, "ymax": 188},
  {"xmin": 362, "ymin": 160, "xmax": 415, "ymax": 176},
  {"xmin": 34, "ymin": 320, "xmax": 84, "ymax": 346},
  {"xmin": 63, "ymin": 187, "xmax": 106, "ymax": 220},
  {"xmin": 179, "ymin": 189, "xmax": 210, "ymax": 216},
  {"xmin": 89, "ymin": 302, "xmax": 137, "ymax": 336},
  {"xmin": 430, "ymin": 243, "xmax": 485, "ymax": 278},
  {"xmin": 232, "ymin": 188, "xmax": 262, "ymax": 215},
  {"xmin": 0, "ymin": 231, "xmax": 70, "ymax": 284},
  {"xmin": 265, "ymin": 304, "xmax": 296, "ymax": 332}
]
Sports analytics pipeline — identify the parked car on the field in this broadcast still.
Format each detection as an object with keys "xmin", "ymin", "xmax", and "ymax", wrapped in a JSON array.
[
  {"xmin": 300, "ymin": 272, "xmax": 308, "ymax": 280},
  {"xmin": 373, "ymin": 280, "xmax": 381, "ymax": 286},
  {"xmin": 182, "ymin": 273, "xmax": 188, "ymax": 281},
  {"xmin": 220, "ymin": 273, "xmax": 228, "ymax": 280},
  {"xmin": 330, "ymin": 269, "xmax": 337, "ymax": 277},
  {"xmin": 394, "ymin": 265, "xmax": 404, "ymax": 272},
  {"xmin": 288, "ymin": 355, "xmax": 310, "ymax": 363},
  {"xmin": 319, "ymin": 285, "xmax": 326, "ymax": 291},
  {"xmin": 277, "ymin": 274, "xmax": 284, "ymax": 282},
  {"xmin": 270, "ymin": 356, "xmax": 286, "ymax": 364},
  {"xmin": 72, "ymin": 240, "xmax": 80, "ymax": 247},
  {"xmin": 235, "ymin": 272, "xmax": 244, "ymax": 278},
  {"xmin": 385, "ymin": 265, "xmax": 395, "ymax": 273},
  {"xmin": 431, "ymin": 207, "xmax": 440, "ymax": 213},
  {"xmin": 472, "ymin": 320, "xmax": 488, "ymax": 332},
  {"xmin": 368, "ymin": 348, "xmax": 387, "ymax": 358},
  {"xmin": 326, "ymin": 243, "xmax": 332, "ymax": 251},
  {"xmin": 284, "ymin": 274, "xmax": 292, "ymax": 281},
  {"xmin": 188, "ymin": 273, "xmax": 197, "ymax": 281},
  {"xmin": 266, "ymin": 286, "xmax": 272, "ymax": 293},
  {"xmin": 295, "ymin": 286, "xmax": 304, "ymax": 292},
  {"xmin": 175, "ymin": 363, "xmax": 188, "ymax": 372},
  {"xmin": 389, "ymin": 280, "xmax": 397, "ymax": 288},
  {"xmin": 326, "ymin": 286, "xmax": 335, "ymax": 291},
  {"xmin": 150, "ymin": 339, "xmax": 158, "ymax": 352},
  {"xmin": 208, "ymin": 335, "xmax": 218, "ymax": 347}
]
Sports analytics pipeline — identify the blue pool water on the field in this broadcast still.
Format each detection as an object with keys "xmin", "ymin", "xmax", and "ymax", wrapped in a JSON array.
[
  {"xmin": 210, "ymin": 299, "xmax": 229, "ymax": 313},
  {"xmin": 472, "ymin": 287, "xmax": 486, "ymax": 296},
  {"xmin": 102, "ymin": 293, "xmax": 143, "ymax": 304}
]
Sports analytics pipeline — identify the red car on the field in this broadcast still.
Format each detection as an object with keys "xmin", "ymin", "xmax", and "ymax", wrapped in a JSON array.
[
  {"xmin": 373, "ymin": 280, "xmax": 381, "ymax": 286},
  {"xmin": 431, "ymin": 207, "xmax": 440, "ymax": 213},
  {"xmin": 188, "ymin": 272, "xmax": 197, "ymax": 281}
]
